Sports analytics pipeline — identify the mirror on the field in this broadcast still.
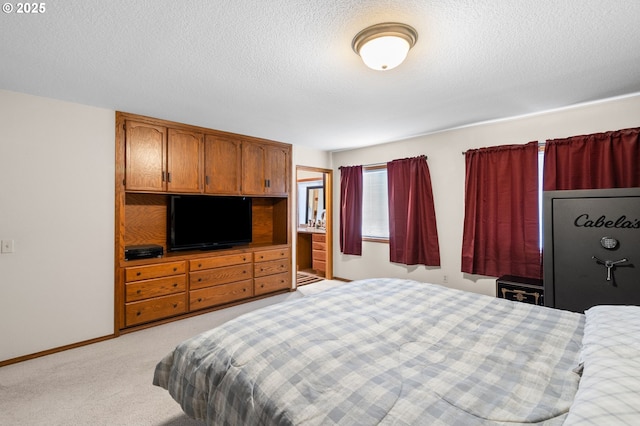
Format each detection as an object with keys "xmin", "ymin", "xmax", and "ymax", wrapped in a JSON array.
[
  {"xmin": 297, "ymin": 174, "xmax": 324, "ymax": 227},
  {"xmin": 306, "ymin": 186, "xmax": 325, "ymax": 226}
]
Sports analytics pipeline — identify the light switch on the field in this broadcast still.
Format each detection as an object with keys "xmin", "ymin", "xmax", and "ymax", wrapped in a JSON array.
[{"xmin": 1, "ymin": 240, "xmax": 15, "ymax": 253}]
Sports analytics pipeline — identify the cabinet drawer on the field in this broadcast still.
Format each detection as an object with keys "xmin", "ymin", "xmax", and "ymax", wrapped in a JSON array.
[
  {"xmin": 254, "ymin": 248, "xmax": 290, "ymax": 263},
  {"xmin": 189, "ymin": 253, "xmax": 251, "ymax": 271},
  {"xmin": 312, "ymin": 241, "xmax": 326, "ymax": 252},
  {"xmin": 312, "ymin": 259, "xmax": 326, "ymax": 273},
  {"xmin": 190, "ymin": 264, "xmax": 253, "ymax": 290},
  {"xmin": 125, "ymin": 293, "xmax": 186, "ymax": 327},
  {"xmin": 254, "ymin": 272, "xmax": 291, "ymax": 296},
  {"xmin": 254, "ymin": 258, "xmax": 289, "ymax": 277},
  {"xmin": 312, "ymin": 233, "xmax": 326, "ymax": 243},
  {"xmin": 125, "ymin": 261, "xmax": 186, "ymax": 282},
  {"xmin": 190, "ymin": 279, "xmax": 253, "ymax": 310},
  {"xmin": 312, "ymin": 249, "xmax": 325, "ymax": 261},
  {"xmin": 125, "ymin": 275, "xmax": 186, "ymax": 302}
]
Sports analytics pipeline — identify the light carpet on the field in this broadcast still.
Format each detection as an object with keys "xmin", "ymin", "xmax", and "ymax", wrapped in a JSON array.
[{"xmin": 0, "ymin": 280, "xmax": 345, "ymax": 426}]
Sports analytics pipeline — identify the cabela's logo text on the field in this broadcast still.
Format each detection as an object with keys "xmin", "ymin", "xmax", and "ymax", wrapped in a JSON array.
[{"xmin": 574, "ymin": 214, "xmax": 640, "ymax": 229}]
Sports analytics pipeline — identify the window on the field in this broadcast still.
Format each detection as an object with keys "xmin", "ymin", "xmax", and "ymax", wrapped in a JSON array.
[
  {"xmin": 362, "ymin": 166, "xmax": 389, "ymax": 240},
  {"xmin": 538, "ymin": 146, "xmax": 545, "ymax": 250}
]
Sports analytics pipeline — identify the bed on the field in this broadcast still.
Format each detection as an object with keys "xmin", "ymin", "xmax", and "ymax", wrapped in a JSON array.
[{"xmin": 153, "ymin": 278, "xmax": 640, "ymax": 425}]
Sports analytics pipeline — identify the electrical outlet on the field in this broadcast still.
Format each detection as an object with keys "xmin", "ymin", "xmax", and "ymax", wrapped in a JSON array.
[
  {"xmin": 1, "ymin": 240, "xmax": 15, "ymax": 253},
  {"xmin": 443, "ymin": 275, "xmax": 448, "ymax": 283}
]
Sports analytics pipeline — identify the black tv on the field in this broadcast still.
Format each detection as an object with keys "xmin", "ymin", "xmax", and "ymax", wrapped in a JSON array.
[{"xmin": 168, "ymin": 195, "xmax": 252, "ymax": 251}]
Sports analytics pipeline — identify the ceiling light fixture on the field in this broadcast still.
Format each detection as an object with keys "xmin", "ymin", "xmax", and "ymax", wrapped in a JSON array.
[{"xmin": 352, "ymin": 22, "xmax": 418, "ymax": 71}]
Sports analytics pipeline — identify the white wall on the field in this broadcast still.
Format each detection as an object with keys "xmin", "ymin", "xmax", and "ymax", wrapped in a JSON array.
[
  {"xmin": 331, "ymin": 94, "xmax": 640, "ymax": 296},
  {"xmin": 0, "ymin": 90, "xmax": 115, "ymax": 362},
  {"xmin": 292, "ymin": 145, "xmax": 332, "ymax": 170}
]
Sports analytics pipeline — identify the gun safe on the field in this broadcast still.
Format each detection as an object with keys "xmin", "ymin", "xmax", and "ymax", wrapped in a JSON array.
[{"xmin": 544, "ymin": 188, "xmax": 640, "ymax": 313}]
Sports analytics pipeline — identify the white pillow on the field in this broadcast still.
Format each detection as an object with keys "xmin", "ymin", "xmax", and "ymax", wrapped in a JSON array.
[
  {"xmin": 579, "ymin": 305, "xmax": 640, "ymax": 363},
  {"xmin": 564, "ymin": 356, "xmax": 640, "ymax": 425},
  {"xmin": 566, "ymin": 305, "xmax": 640, "ymax": 425}
]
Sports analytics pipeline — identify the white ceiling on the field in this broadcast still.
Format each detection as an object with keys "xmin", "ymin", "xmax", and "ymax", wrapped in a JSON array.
[{"xmin": 2, "ymin": 1, "xmax": 640, "ymax": 151}]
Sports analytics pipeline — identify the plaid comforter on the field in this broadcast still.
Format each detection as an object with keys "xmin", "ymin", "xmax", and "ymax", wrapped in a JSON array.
[{"xmin": 153, "ymin": 278, "xmax": 584, "ymax": 425}]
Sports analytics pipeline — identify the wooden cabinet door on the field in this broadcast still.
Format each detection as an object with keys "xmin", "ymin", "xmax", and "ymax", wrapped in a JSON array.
[
  {"xmin": 264, "ymin": 145, "xmax": 289, "ymax": 195},
  {"xmin": 241, "ymin": 142, "xmax": 290, "ymax": 195},
  {"xmin": 167, "ymin": 129, "xmax": 203, "ymax": 193},
  {"xmin": 241, "ymin": 142, "xmax": 267, "ymax": 195},
  {"xmin": 125, "ymin": 121, "xmax": 166, "ymax": 191},
  {"xmin": 204, "ymin": 135, "xmax": 241, "ymax": 194}
]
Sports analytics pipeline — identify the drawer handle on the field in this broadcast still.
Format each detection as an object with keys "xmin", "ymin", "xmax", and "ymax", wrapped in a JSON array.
[
  {"xmin": 136, "ymin": 272, "xmax": 141, "ymax": 276},
  {"xmin": 198, "ymin": 278, "xmax": 202, "ymax": 282},
  {"xmin": 173, "ymin": 267, "xmax": 177, "ymax": 272},
  {"xmin": 136, "ymin": 311, "xmax": 141, "ymax": 316},
  {"xmin": 197, "ymin": 298, "xmax": 202, "ymax": 302},
  {"xmin": 173, "ymin": 283, "xmax": 178, "ymax": 287},
  {"xmin": 173, "ymin": 303, "xmax": 178, "ymax": 308},
  {"xmin": 198, "ymin": 263, "xmax": 202, "ymax": 268},
  {"xmin": 244, "ymin": 288, "xmax": 247, "ymax": 291},
  {"xmin": 136, "ymin": 290, "xmax": 141, "ymax": 294},
  {"xmin": 260, "ymin": 284, "xmax": 264, "ymax": 288}
]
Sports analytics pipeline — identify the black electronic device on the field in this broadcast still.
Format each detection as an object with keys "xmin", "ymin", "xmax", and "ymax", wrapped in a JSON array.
[
  {"xmin": 124, "ymin": 244, "xmax": 164, "ymax": 261},
  {"xmin": 168, "ymin": 195, "xmax": 252, "ymax": 252}
]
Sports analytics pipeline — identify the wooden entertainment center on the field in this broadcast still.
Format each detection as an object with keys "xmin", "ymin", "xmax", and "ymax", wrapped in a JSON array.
[{"xmin": 114, "ymin": 112, "xmax": 292, "ymax": 332}]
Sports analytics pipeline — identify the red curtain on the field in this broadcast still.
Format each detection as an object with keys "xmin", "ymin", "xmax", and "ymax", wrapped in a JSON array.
[
  {"xmin": 543, "ymin": 127, "xmax": 640, "ymax": 191},
  {"xmin": 339, "ymin": 165, "xmax": 363, "ymax": 255},
  {"xmin": 387, "ymin": 156, "xmax": 440, "ymax": 266},
  {"xmin": 461, "ymin": 142, "xmax": 541, "ymax": 278}
]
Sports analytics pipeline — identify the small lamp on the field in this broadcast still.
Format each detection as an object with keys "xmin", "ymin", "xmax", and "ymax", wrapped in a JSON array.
[{"xmin": 352, "ymin": 23, "xmax": 418, "ymax": 71}]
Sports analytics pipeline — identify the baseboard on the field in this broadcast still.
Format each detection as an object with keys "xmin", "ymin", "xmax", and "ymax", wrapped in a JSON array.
[{"xmin": 0, "ymin": 333, "xmax": 117, "ymax": 367}]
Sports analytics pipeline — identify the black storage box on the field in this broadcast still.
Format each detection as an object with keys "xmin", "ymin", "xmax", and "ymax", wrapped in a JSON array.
[{"xmin": 496, "ymin": 275, "xmax": 544, "ymax": 306}]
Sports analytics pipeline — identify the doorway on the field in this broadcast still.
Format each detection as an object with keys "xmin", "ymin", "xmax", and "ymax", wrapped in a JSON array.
[{"xmin": 296, "ymin": 166, "xmax": 333, "ymax": 285}]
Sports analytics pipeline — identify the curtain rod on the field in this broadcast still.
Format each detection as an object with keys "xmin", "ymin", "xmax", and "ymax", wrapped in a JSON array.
[
  {"xmin": 461, "ymin": 141, "xmax": 546, "ymax": 155},
  {"xmin": 340, "ymin": 155, "xmax": 428, "ymax": 169}
]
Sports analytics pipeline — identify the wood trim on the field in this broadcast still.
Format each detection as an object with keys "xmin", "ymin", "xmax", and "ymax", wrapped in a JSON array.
[
  {"xmin": 0, "ymin": 334, "xmax": 117, "ymax": 367},
  {"xmin": 114, "ymin": 112, "xmax": 126, "ymax": 334},
  {"xmin": 296, "ymin": 166, "xmax": 333, "ymax": 280},
  {"xmin": 363, "ymin": 237, "xmax": 389, "ymax": 243},
  {"xmin": 363, "ymin": 164, "xmax": 387, "ymax": 171},
  {"xmin": 324, "ymin": 170, "xmax": 334, "ymax": 280}
]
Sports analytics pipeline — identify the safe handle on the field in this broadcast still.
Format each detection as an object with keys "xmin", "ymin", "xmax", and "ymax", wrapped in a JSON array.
[{"xmin": 592, "ymin": 256, "xmax": 628, "ymax": 281}]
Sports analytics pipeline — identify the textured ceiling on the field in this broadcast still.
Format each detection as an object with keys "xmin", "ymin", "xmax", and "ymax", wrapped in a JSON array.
[{"xmin": 2, "ymin": 0, "xmax": 640, "ymax": 151}]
